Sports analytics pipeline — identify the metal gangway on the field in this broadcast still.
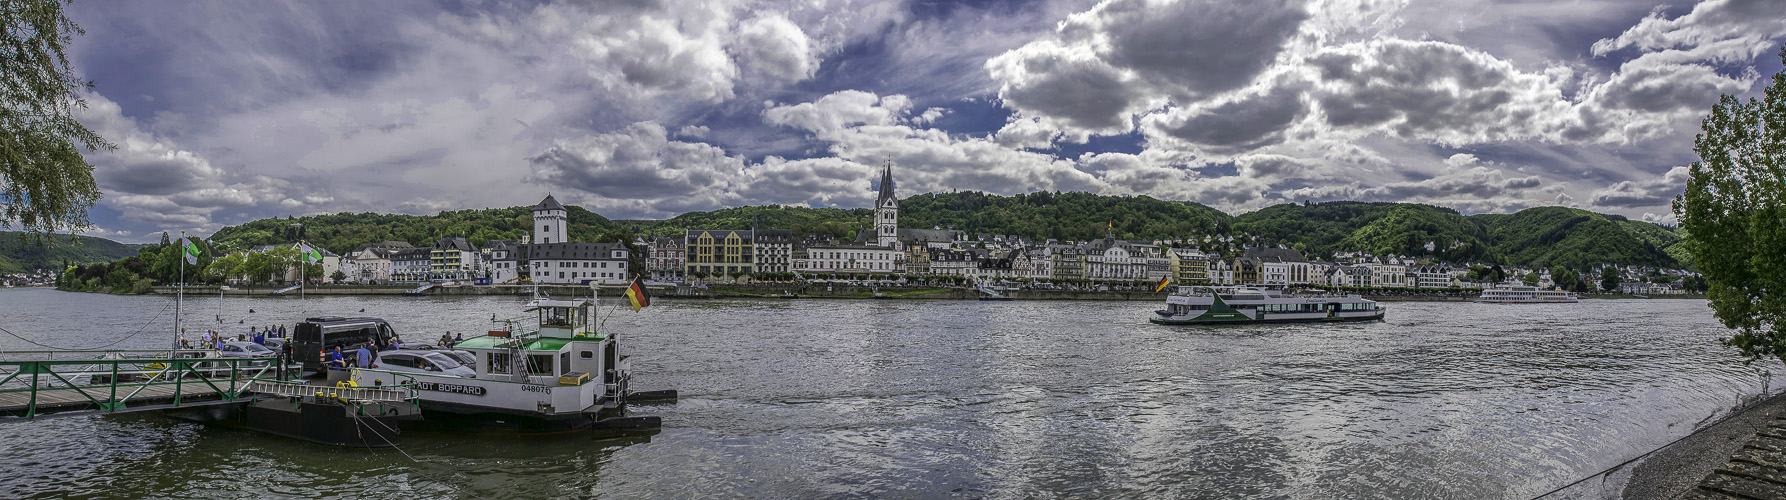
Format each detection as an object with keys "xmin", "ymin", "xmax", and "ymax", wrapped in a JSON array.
[
  {"xmin": 267, "ymin": 284, "xmax": 302, "ymax": 296},
  {"xmin": 403, "ymin": 283, "xmax": 438, "ymax": 296},
  {"xmin": 0, "ymin": 350, "xmax": 294, "ymax": 420},
  {"xmin": 245, "ymin": 379, "xmax": 414, "ymax": 403}
]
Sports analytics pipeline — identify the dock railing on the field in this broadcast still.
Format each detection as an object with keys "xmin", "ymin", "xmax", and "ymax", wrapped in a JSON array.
[{"xmin": 0, "ymin": 352, "xmax": 293, "ymax": 419}]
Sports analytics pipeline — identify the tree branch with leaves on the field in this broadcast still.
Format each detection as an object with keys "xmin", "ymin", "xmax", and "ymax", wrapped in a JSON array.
[{"xmin": 1675, "ymin": 46, "xmax": 1786, "ymax": 363}]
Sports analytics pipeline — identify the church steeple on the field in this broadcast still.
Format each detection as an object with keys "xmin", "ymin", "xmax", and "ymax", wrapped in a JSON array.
[
  {"xmin": 874, "ymin": 161, "xmax": 899, "ymax": 249},
  {"xmin": 877, "ymin": 161, "xmax": 896, "ymax": 204}
]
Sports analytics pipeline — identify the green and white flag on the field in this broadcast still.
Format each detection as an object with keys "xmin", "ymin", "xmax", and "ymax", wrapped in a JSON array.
[
  {"xmin": 302, "ymin": 243, "xmax": 323, "ymax": 264},
  {"xmin": 182, "ymin": 238, "xmax": 201, "ymax": 265}
]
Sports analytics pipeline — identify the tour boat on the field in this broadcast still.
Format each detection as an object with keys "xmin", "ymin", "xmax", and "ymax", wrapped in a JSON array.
[
  {"xmin": 348, "ymin": 298, "xmax": 673, "ymax": 432},
  {"xmin": 1476, "ymin": 285, "xmax": 1578, "ymax": 303},
  {"xmin": 1151, "ymin": 286, "xmax": 1385, "ymax": 325}
]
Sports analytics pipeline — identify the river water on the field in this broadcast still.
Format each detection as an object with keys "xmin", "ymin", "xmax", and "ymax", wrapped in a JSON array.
[{"xmin": 0, "ymin": 287, "xmax": 1776, "ymax": 499}]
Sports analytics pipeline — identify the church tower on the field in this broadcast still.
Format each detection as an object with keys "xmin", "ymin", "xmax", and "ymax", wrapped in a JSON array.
[
  {"xmin": 874, "ymin": 162, "xmax": 899, "ymax": 249},
  {"xmin": 533, "ymin": 195, "xmax": 567, "ymax": 245}
]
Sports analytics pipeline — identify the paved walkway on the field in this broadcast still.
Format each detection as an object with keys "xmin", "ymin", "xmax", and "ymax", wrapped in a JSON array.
[{"xmin": 1682, "ymin": 415, "xmax": 1786, "ymax": 499}]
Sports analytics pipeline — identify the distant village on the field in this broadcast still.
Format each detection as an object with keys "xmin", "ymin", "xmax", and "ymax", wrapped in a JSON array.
[
  {"xmin": 229, "ymin": 166, "xmax": 1693, "ymax": 297},
  {"xmin": 9, "ymin": 166, "xmax": 1698, "ymax": 296}
]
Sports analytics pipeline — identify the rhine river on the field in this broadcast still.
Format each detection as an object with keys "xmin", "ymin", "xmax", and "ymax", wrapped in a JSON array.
[{"xmin": 0, "ymin": 287, "xmax": 1777, "ymax": 499}]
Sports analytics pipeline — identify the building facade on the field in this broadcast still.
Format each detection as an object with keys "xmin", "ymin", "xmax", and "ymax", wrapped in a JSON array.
[{"xmin": 686, "ymin": 229, "xmax": 754, "ymax": 281}]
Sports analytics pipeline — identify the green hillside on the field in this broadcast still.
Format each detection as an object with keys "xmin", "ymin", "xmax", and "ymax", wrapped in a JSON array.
[
  {"xmin": 616, "ymin": 191, "xmax": 1231, "ymax": 243},
  {"xmin": 209, "ymin": 205, "xmax": 629, "ymax": 256},
  {"xmin": 1475, "ymin": 207, "xmax": 1676, "ymax": 269},
  {"xmin": 1237, "ymin": 203, "xmax": 1680, "ymax": 269},
  {"xmin": 897, "ymin": 191, "xmax": 1230, "ymax": 242},
  {"xmin": 0, "ymin": 231, "xmax": 141, "ymax": 273},
  {"xmin": 1232, "ymin": 202, "xmax": 1491, "ymax": 262},
  {"xmin": 617, "ymin": 205, "xmax": 871, "ymax": 240},
  {"xmin": 192, "ymin": 192, "xmax": 1688, "ymax": 271}
]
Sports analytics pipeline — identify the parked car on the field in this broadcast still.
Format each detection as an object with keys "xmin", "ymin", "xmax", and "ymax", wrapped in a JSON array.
[
  {"xmin": 218, "ymin": 341, "xmax": 277, "ymax": 359},
  {"xmin": 371, "ymin": 350, "xmax": 475, "ymax": 378}
]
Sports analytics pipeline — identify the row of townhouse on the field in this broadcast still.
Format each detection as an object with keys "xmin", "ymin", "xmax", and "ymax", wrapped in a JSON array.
[{"xmin": 237, "ymin": 196, "xmax": 635, "ymax": 285}]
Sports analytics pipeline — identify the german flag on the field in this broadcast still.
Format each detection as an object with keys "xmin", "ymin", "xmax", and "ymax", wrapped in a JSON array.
[
  {"xmin": 1154, "ymin": 276, "xmax": 1171, "ymax": 292},
  {"xmin": 624, "ymin": 277, "xmax": 651, "ymax": 312}
]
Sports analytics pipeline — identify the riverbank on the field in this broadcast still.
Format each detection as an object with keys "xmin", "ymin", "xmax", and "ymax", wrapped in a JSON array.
[
  {"xmin": 1619, "ymin": 387, "xmax": 1786, "ymax": 498},
  {"xmin": 135, "ymin": 284, "xmax": 1704, "ymax": 302}
]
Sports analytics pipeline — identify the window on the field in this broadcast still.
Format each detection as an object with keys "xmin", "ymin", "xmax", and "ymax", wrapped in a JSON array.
[
  {"xmin": 488, "ymin": 353, "xmax": 510, "ymax": 374},
  {"xmin": 383, "ymin": 354, "xmax": 416, "ymax": 368},
  {"xmin": 580, "ymin": 350, "xmax": 594, "ymax": 359},
  {"xmin": 560, "ymin": 352, "xmax": 570, "ymax": 374},
  {"xmin": 527, "ymin": 354, "xmax": 554, "ymax": 375}
]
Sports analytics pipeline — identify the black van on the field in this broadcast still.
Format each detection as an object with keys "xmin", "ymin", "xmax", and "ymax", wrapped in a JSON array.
[{"xmin": 292, "ymin": 316, "xmax": 398, "ymax": 373}]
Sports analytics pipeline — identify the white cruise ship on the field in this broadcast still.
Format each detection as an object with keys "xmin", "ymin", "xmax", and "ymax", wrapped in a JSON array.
[
  {"xmin": 1476, "ymin": 285, "xmax": 1578, "ymax": 303},
  {"xmin": 1151, "ymin": 285, "xmax": 1385, "ymax": 325}
]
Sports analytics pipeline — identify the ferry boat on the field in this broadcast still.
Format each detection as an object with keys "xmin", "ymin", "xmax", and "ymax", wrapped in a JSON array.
[
  {"xmin": 1150, "ymin": 285, "xmax": 1385, "ymax": 325},
  {"xmin": 348, "ymin": 298, "xmax": 673, "ymax": 432},
  {"xmin": 1476, "ymin": 285, "xmax": 1578, "ymax": 303}
]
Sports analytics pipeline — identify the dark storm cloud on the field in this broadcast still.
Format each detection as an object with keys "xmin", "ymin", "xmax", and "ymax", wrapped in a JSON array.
[
  {"xmin": 1310, "ymin": 40, "xmax": 1553, "ymax": 142},
  {"xmin": 1102, "ymin": 0, "xmax": 1309, "ymax": 99},
  {"xmin": 1589, "ymin": 166, "xmax": 1689, "ymax": 208},
  {"xmin": 993, "ymin": 52, "xmax": 1144, "ymax": 135},
  {"xmin": 989, "ymin": 0, "xmax": 1310, "ymax": 138},
  {"xmin": 1153, "ymin": 82, "xmax": 1307, "ymax": 154},
  {"xmin": 526, "ymin": 122, "xmax": 742, "ymax": 201}
]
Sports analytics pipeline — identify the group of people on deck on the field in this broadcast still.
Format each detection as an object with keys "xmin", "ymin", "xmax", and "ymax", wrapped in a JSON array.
[{"xmin": 323, "ymin": 335, "xmax": 413, "ymax": 371}]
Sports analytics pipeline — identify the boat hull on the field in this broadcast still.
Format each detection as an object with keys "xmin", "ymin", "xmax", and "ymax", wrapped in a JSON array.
[
  {"xmin": 1150, "ymin": 312, "xmax": 1386, "ymax": 325},
  {"xmin": 164, "ymin": 397, "xmax": 420, "ymax": 447}
]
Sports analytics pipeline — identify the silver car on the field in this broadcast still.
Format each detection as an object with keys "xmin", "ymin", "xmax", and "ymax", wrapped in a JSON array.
[
  {"xmin": 371, "ymin": 350, "xmax": 475, "ymax": 378},
  {"xmin": 217, "ymin": 341, "xmax": 277, "ymax": 367}
]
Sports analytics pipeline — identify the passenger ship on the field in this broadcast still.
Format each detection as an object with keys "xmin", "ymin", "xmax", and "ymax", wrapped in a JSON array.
[
  {"xmin": 349, "ymin": 298, "xmax": 672, "ymax": 432},
  {"xmin": 1151, "ymin": 285, "xmax": 1385, "ymax": 325},
  {"xmin": 1476, "ymin": 285, "xmax": 1578, "ymax": 303}
]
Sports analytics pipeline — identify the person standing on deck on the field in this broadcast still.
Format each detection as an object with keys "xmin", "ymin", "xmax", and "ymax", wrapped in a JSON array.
[
  {"xmin": 355, "ymin": 344, "xmax": 374, "ymax": 369},
  {"xmin": 327, "ymin": 347, "xmax": 346, "ymax": 371}
]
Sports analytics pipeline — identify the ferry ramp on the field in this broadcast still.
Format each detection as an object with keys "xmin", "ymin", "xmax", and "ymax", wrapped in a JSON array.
[{"xmin": 0, "ymin": 350, "xmax": 293, "ymax": 420}]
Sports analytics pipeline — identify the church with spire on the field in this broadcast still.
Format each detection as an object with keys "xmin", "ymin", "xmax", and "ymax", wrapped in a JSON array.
[{"xmin": 874, "ymin": 161, "xmax": 899, "ymax": 249}]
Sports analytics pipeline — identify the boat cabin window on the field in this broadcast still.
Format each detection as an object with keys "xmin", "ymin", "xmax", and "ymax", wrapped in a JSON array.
[
  {"xmin": 527, "ymin": 354, "xmax": 554, "ymax": 375},
  {"xmin": 541, "ymin": 307, "xmax": 574, "ymax": 327},
  {"xmin": 580, "ymin": 350, "xmax": 593, "ymax": 359},
  {"xmin": 488, "ymin": 353, "xmax": 511, "ymax": 374},
  {"xmin": 560, "ymin": 352, "xmax": 570, "ymax": 374}
]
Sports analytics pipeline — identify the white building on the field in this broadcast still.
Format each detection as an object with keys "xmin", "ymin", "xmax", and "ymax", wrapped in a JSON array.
[
  {"xmin": 796, "ymin": 243, "xmax": 904, "ymax": 275},
  {"xmin": 527, "ymin": 242, "xmax": 630, "ymax": 284}
]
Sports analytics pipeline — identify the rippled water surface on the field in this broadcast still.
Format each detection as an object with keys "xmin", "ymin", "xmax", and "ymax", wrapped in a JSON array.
[{"xmin": 0, "ymin": 288, "xmax": 1777, "ymax": 499}]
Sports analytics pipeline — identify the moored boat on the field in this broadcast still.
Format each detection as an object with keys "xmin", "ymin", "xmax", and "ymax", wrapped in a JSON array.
[
  {"xmin": 1476, "ymin": 285, "xmax": 1578, "ymax": 303},
  {"xmin": 349, "ymin": 297, "xmax": 673, "ymax": 433},
  {"xmin": 1151, "ymin": 286, "xmax": 1385, "ymax": 325}
]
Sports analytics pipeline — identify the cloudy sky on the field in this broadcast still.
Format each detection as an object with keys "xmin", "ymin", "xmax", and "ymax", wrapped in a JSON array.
[{"xmin": 61, "ymin": 0, "xmax": 1786, "ymax": 242}]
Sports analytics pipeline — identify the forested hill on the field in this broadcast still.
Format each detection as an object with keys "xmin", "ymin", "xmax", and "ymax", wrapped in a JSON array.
[
  {"xmin": 1233, "ymin": 202, "xmax": 1682, "ymax": 269},
  {"xmin": 197, "ymin": 192, "xmax": 1685, "ymax": 269},
  {"xmin": 0, "ymin": 231, "xmax": 141, "ymax": 273},
  {"xmin": 208, "ymin": 206, "xmax": 630, "ymax": 256},
  {"xmin": 614, "ymin": 191, "xmax": 1230, "ymax": 243}
]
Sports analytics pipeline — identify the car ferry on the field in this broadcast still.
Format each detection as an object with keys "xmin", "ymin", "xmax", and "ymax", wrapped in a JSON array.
[
  {"xmin": 1150, "ymin": 286, "xmax": 1385, "ymax": 325},
  {"xmin": 349, "ymin": 298, "xmax": 672, "ymax": 432},
  {"xmin": 1476, "ymin": 285, "xmax": 1578, "ymax": 303}
]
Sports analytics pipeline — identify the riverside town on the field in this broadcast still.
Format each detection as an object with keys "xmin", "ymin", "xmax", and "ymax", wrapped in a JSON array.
[{"xmin": 3, "ymin": 1, "xmax": 1786, "ymax": 499}]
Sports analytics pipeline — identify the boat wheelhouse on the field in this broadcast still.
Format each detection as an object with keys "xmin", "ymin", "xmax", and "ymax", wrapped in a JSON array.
[
  {"xmin": 1151, "ymin": 285, "xmax": 1385, "ymax": 325},
  {"xmin": 349, "ymin": 298, "xmax": 664, "ymax": 432},
  {"xmin": 1476, "ymin": 285, "xmax": 1578, "ymax": 303}
]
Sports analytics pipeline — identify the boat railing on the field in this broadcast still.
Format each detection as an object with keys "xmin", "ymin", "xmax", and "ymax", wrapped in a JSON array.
[{"xmin": 246, "ymin": 379, "xmax": 415, "ymax": 403}]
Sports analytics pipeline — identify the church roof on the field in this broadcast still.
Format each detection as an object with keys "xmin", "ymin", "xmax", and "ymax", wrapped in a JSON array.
[
  {"xmin": 533, "ymin": 194, "xmax": 565, "ymax": 212},
  {"xmin": 877, "ymin": 162, "xmax": 895, "ymax": 203}
]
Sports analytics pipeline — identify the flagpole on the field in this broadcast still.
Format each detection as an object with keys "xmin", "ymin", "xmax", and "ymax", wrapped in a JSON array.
[{"xmin": 177, "ymin": 231, "xmax": 185, "ymax": 350}]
